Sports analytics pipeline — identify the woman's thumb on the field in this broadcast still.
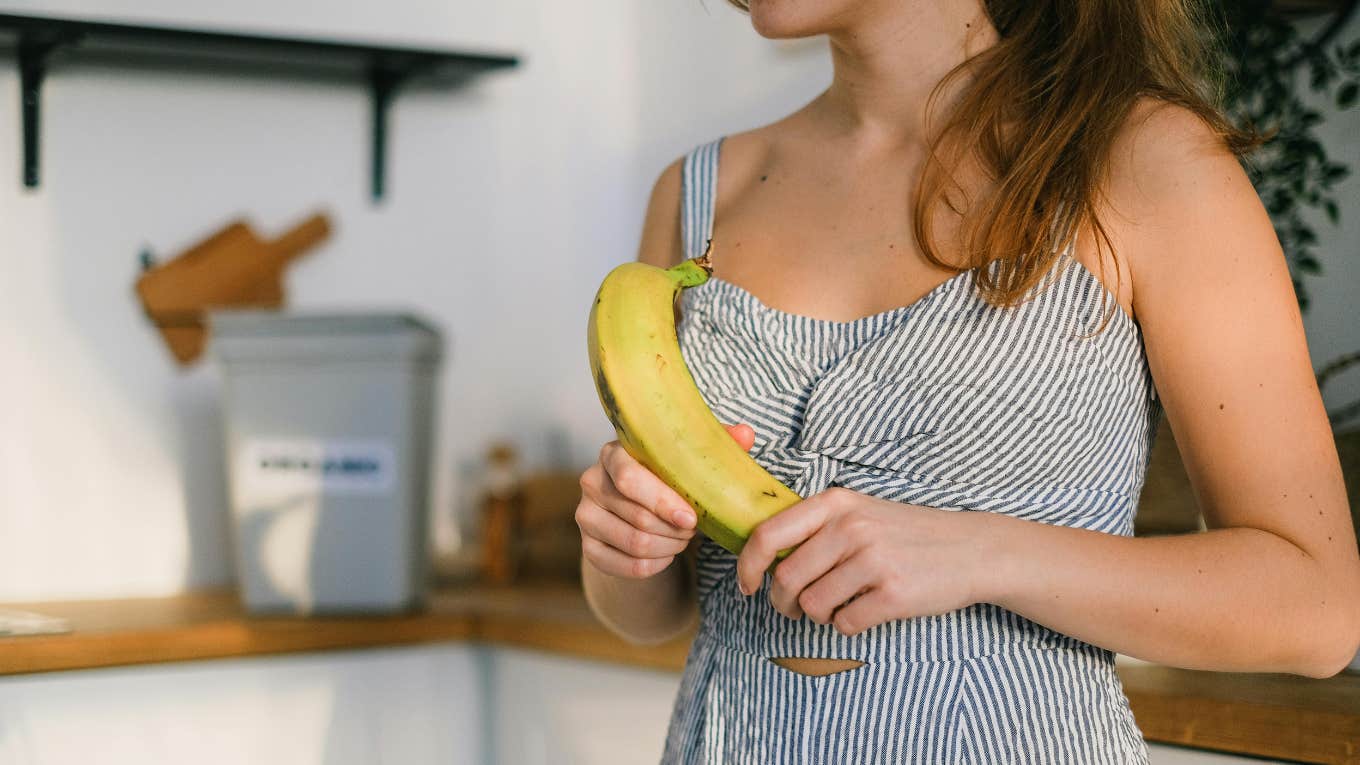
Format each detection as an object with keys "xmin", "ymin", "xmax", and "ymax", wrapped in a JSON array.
[{"xmin": 724, "ymin": 423, "xmax": 756, "ymax": 451}]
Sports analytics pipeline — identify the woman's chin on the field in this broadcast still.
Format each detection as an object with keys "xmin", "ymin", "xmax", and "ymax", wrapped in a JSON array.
[
  {"xmin": 750, "ymin": 16, "xmax": 824, "ymax": 40},
  {"xmin": 748, "ymin": 1, "xmax": 831, "ymax": 40}
]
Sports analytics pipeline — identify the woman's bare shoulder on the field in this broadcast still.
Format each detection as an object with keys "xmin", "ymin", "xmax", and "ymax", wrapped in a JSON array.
[
  {"xmin": 717, "ymin": 126, "xmax": 777, "ymax": 175},
  {"xmin": 1104, "ymin": 96, "xmax": 1244, "ymax": 214},
  {"xmin": 1092, "ymin": 97, "xmax": 1258, "ymax": 308},
  {"xmin": 636, "ymin": 126, "xmax": 781, "ymax": 267},
  {"xmin": 637, "ymin": 156, "xmax": 685, "ymax": 268}
]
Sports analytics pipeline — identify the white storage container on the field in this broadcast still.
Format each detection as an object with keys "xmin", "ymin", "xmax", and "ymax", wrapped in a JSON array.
[{"xmin": 211, "ymin": 311, "xmax": 443, "ymax": 614}]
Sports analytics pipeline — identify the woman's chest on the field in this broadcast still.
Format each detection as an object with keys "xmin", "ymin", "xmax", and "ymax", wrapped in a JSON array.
[
  {"xmin": 708, "ymin": 193, "xmax": 1135, "ymax": 328},
  {"xmin": 675, "ymin": 264, "xmax": 1154, "ymax": 501},
  {"xmin": 709, "ymin": 211, "xmax": 963, "ymax": 326},
  {"xmin": 708, "ymin": 150, "xmax": 968, "ymax": 324}
]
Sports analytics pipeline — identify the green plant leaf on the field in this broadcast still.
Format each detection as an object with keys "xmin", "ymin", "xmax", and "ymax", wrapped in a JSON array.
[
  {"xmin": 1338, "ymin": 82, "xmax": 1359, "ymax": 109},
  {"xmin": 1310, "ymin": 59, "xmax": 1333, "ymax": 89}
]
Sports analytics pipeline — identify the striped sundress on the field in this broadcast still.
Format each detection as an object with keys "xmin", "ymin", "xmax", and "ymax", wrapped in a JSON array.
[{"xmin": 662, "ymin": 137, "xmax": 1162, "ymax": 763}]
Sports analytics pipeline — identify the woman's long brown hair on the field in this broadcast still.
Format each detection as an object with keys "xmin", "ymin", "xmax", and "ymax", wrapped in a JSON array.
[{"xmin": 724, "ymin": 0, "xmax": 1260, "ymax": 333}]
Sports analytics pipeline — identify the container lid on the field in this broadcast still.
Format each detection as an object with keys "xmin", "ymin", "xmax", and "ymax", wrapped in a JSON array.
[{"xmin": 210, "ymin": 310, "xmax": 444, "ymax": 366}]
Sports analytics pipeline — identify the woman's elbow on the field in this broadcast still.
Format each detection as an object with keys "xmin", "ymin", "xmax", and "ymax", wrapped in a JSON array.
[
  {"xmin": 1298, "ymin": 573, "xmax": 1360, "ymax": 679},
  {"xmin": 1298, "ymin": 630, "xmax": 1358, "ymax": 679}
]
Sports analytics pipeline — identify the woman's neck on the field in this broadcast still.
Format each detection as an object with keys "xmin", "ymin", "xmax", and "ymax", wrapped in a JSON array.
[{"xmin": 815, "ymin": 0, "xmax": 999, "ymax": 149}]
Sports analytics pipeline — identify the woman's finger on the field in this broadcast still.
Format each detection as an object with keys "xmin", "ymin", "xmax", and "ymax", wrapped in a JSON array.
[
  {"xmin": 581, "ymin": 535, "xmax": 676, "ymax": 579},
  {"xmin": 578, "ymin": 501, "xmax": 692, "ymax": 559},
  {"xmin": 725, "ymin": 422, "xmax": 756, "ymax": 451},
  {"xmin": 584, "ymin": 468, "xmax": 694, "ymax": 540},
  {"xmin": 736, "ymin": 490, "xmax": 843, "ymax": 596},
  {"xmin": 796, "ymin": 552, "xmax": 876, "ymax": 626},
  {"xmin": 600, "ymin": 442, "xmax": 696, "ymax": 529},
  {"xmin": 598, "ymin": 470, "xmax": 696, "ymax": 536},
  {"xmin": 830, "ymin": 586, "xmax": 896, "ymax": 637},
  {"xmin": 767, "ymin": 526, "xmax": 853, "ymax": 618}
]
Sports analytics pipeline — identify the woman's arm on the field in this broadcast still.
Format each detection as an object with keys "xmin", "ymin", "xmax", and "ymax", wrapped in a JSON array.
[
  {"xmin": 734, "ymin": 102, "xmax": 1360, "ymax": 678},
  {"xmin": 582, "ymin": 543, "xmax": 699, "ymax": 645},
  {"xmin": 579, "ymin": 157, "xmax": 700, "ymax": 645},
  {"xmin": 982, "ymin": 102, "xmax": 1360, "ymax": 677}
]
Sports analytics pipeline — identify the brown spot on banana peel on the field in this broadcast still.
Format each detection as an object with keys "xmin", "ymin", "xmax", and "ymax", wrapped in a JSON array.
[{"xmin": 593, "ymin": 366, "xmax": 626, "ymax": 434}]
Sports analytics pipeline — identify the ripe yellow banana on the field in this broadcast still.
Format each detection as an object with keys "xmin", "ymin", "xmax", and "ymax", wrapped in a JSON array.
[{"xmin": 587, "ymin": 251, "xmax": 802, "ymax": 555}]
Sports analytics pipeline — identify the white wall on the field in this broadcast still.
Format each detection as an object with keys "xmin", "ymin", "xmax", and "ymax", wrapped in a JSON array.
[
  {"xmin": 0, "ymin": 2, "xmax": 1354, "ymax": 603},
  {"xmin": 0, "ymin": 0, "xmax": 829, "ymax": 602},
  {"xmin": 0, "ymin": 0, "xmax": 650, "ymax": 600}
]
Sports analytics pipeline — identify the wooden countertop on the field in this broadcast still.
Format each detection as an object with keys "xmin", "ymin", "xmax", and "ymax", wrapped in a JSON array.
[
  {"xmin": 1, "ymin": 585, "xmax": 1356, "ymax": 763},
  {"xmin": 0, "ymin": 585, "xmax": 690, "ymax": 677}
]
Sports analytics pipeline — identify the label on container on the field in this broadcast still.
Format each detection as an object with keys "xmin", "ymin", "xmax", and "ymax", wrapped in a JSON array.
[{"xmin": 238, "ymin": 439, "xmax": 396, "ymax": 496}]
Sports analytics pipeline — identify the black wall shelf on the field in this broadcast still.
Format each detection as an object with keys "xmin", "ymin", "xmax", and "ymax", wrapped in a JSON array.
[{"xmin": 0, "ymin": 13, "xmax": 519, "ymax": 201}]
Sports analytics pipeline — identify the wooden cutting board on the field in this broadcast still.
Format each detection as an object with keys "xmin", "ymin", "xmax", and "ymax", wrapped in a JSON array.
[{"xmin": 135, "ymin": 213, "xmax": 331, "ymax": 364}]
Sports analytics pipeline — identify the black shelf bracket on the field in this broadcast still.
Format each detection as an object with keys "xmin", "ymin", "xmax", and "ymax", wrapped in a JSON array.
[
  {"xmin": 18, "ymin": 35, "xmax": 70, "ymax": 189},
  {"xmin": 0, "ymin": 13, "xmax": 518, "ymax": 203},
  {"xmin": 369, "ymin": 63, "xmax": 413, "ymax": 202},
  {"xmin": 370, "ymin": 66, "xmax": 399, "ymax": 202}
]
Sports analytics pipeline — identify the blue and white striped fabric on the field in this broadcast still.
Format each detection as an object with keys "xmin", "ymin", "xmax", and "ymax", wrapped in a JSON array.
[{"xmin": 662, "ymin": 137, "xmax": 1162, "ymax": 763}]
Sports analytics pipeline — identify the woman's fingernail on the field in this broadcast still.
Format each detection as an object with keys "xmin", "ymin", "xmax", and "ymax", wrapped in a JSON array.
[
  {"xmin": 672, "ymin": 509, "xmax": 693, "ymax": 528},
  {"xmin": 738, "ymin": 580, "xmax": 750, "ymax": 596}
]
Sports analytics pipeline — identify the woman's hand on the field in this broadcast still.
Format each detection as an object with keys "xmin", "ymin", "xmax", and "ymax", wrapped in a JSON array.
[
  {"xmin": 577, "ymin": 423, "xmax": 756, "ymax": 578},
  {"xmin": 735, "ymin": 487, "xmax": 997, "ymax": 636}
]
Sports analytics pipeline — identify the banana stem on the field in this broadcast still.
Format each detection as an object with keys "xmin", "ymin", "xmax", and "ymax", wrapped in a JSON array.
[
  {"xmin": 693, "ymin": 239, "xmax": 714, "ymax": 274},
  {"xmin": 667, "ymin": 238, "xmax": 714, "ymax": 288},
  {"xmin": 669, "ymin": 256, "xmax": 713, "ymax": 288}
]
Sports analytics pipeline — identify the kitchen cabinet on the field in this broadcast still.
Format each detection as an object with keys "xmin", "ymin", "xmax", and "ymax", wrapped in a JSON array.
[
  {"xmin": 0, "ymin": 645, "xmax": 484, "ymax": 764},
  {"xmin": 1147, "ymin": 744, "xmax": 1290, "ymax": 764},
  {"xmin": 1, "ymin": 586, "xmax": 1352, "ymax": 764},
  {"xmin": 485, "ymin": 649, "xmax": 1285, "ymax": 765},
  {"xmin": 0, "ymin": 643, "xmax": 1287, "ymax": 765},
  {"xmin": 486, "ymin": 648, "xmax": 679, "ymax": 765}
]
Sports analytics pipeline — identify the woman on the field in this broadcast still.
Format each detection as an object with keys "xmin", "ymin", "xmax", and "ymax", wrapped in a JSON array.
[{"xmin": 576, "ymin": 0, "xmax": 1360, "ymax": 762}]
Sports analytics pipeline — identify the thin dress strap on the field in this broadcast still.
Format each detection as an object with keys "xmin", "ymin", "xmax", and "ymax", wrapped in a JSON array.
[{"xmin": 680, "ymin": 137, "xmax": 724, "ymax": 260}]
